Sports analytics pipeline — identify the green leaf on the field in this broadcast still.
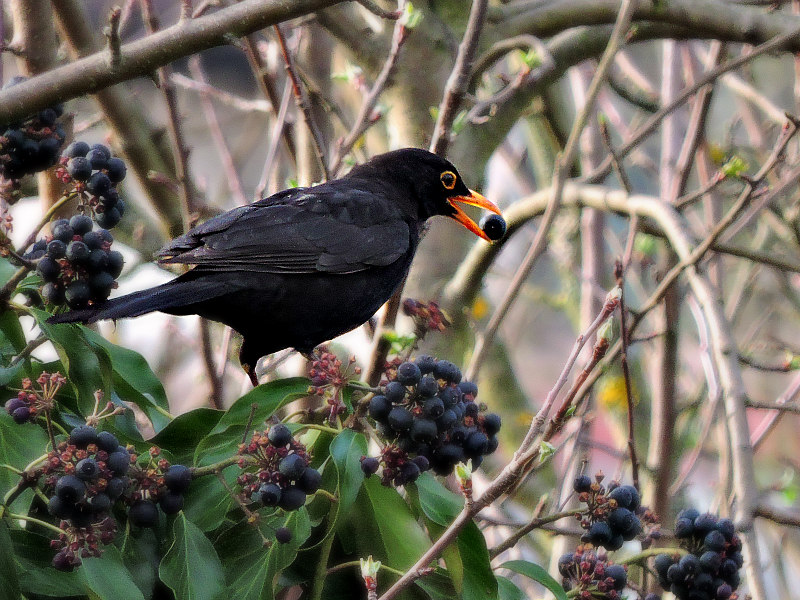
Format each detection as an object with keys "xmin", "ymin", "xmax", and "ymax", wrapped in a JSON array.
[
  {"xmin": 81, "ymin": 545, "xmax": 145, "ymax": 600},
  {"xmin": 181, "ymin": 468, "xmax": 235, "ymax": 532},
  {"xmin": 0, "ymin": 412, "xmax": 49, "ymax": 511},
  {"xmin": 458, "ymin": 522, "xmax": 498, "ymax": 600},
  {"xmin": 361, "ymin": 477, "xmax": 430, "ymax": 569},
  {"xmin": 0, "ymin": 257, "xmax": 17, "ymax": 286},
  {"xmin": 160, "ymin": 513, "xmax": 225, "ymax": 600},
  {"xmin": 414, "ymin": 472, "xmax": 463, "ymax": 526},
  {"xmin": 0, "ymin": 521, "xmax": 20, "ymax": 600},
  {"xmin": 11, "ymin": 529, "xmax": 83, "ymax": 597},
  {"xmin": 0, "ymin": 308, "xmax": 26, "ymax": 355},
  {"xmin": 451, "ymin": 110, "xmax": 469, "ymax": 135},
  {"xmin": 496, "ymin": 576, "xmax": 525, "ymax": 600},
  {"xmin": 83, "ymin": 329, "xmax": 172, "ymax": 432},
  {"xmin": 151, "ymin": 408, "xmax": 223, "ymax": 464},
  {"xmin": 223, "ymin": 509, "xmax": 312, "ymax": 600},
  {"xmin": 721, "ymin": 155, "xmax": 748, "ymax": 177},
  {"xmin": 500, "ymin": 560, "xmax": 567, "ymax": 600},
  {"xmin": 519, "ymin": 49, "xmax": 541, "ymax": 69},
  {"xmin": 194, "ymin": 378, "xmax": 309, "ymax": 466},
  {"xmin": 539, "ymin": 441, "xmax": 555, "ymax": 462},
  {"xmin": 400, "ymin": 1, "xmax": 423, "ymax": 29},
  {"xmin": 28, "ymin": 308, "xmax": 111, "ymax": 416},
  {"xmin": 120, "ymin": 528, "xmax": 159, "ymax": 600},
  {"xmin": 413, "ymin": 571, "xmax": 458, "ymax": 600},
  {"xmin": 329, "ymin": 429, "xmax": 367, "ymax": 516},
  {"xmin": 0, "ymin": 361, "xmax": 24, "ymax": 387}
]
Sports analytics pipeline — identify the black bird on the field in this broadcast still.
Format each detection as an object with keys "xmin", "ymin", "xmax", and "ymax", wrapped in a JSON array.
[{"xmin": 49, "ymin": 148, "xmax": 501, "ymax": 385}]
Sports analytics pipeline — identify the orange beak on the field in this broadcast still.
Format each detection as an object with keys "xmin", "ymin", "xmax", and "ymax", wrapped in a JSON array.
[{"xmin": 447, "ymin": 190, "xmax": 502, "ymax": 242}]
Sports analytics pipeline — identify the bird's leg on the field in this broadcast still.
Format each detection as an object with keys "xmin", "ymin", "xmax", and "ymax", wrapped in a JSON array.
[
  {"xmin": 248, "ymin": 369, "xmax": 259, "ymax": 387},
  {"xmin": 242, "ymin": 362, "xmax": 259, "ymax": 387}
]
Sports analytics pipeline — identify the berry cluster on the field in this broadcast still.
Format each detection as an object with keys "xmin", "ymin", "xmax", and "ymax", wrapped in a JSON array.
[
  {"xmin": 654, "ymin": 510, "xmax": 742, "ymax": 600},
  {"xmin": 308, "ymin": 348, "xmax": 360, "ymax": 423},
  {"xmin": 401, "ymin": 299, "xmax": 450, "ymax": 334},
  {"xmin": 124, "ymin": 447, "xmax": 192, "ymax": 527},
  {"xmin": 58, "ymin": 141, "xmax": 127, "ymax": 229},
  {"xmin": 40, "ymin": 426, "xmax": 132, "ymax": 569},
  {"xmin": 4, "ymin": 371, "xmax": 66, "ymax": 424},
  {"xmin": 236, "ymin": 424, "xmax": 322, "ymax": 514},
  {"xmin": 0, "ymin": 76, "xmax": 65, "ymax": 184},
  {"xmin": 40, "ymin": 425, "xmax": 193, "ymax": 570},
  {"xmin": 43, "ymin": 426, "xmax": 134, "ymax": 529},
  {"xmin": 50, "ymin": 517, "xmax": 117, "ymax": 572},
  {"xmin": 558, "ymin": 545, "xmax": 628, "ymax": 599},
  {"xmin": 27, "ymin": 215, "xmax": 124, "ymax": 309},
  {"xmin": 572, "ymin": 474, "xmax": 647, "ymax": 551},
  {"xmin": 364, "ymin": 357, "xmax": 501, "ymax": 485}
]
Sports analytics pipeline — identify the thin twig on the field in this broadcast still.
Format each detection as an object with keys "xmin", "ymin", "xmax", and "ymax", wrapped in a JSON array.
[
  {"xmin": 598, "ymin": 116, "xmax": 632, "ymax": 193},
  {"xmin": 199, "ymin": 319, "xmax": 224, "ymax": 410},
  {"xmin": 465, "ymin": 0, "xmax": 637, "ymax": 381},
  {"xmin": 256, "ymin": 78, "xmax": 293, "ymax": 199},
  {"xmin": 429, "ymin": 0, "xmax": 490, "ymax": 156},
  {"xmin": 187, "ymin": 56, "xmax": 248, "ymax": 206},
  {"xmin": 583, "ymin": 26, "xmax": 800, "ymax": 185},
  {"xmin": 489, "ymin": 508, "xmax": 580, "ymax": 559},
  {"xmin": 355, "ymin": 0, "xmax": 401, "ymax": 19},
  {"xmin": 668, "ymin": 41, "xmax": 724, "ymax": 203},
  {"xmin": 615, "ymin": 261, "xmax": 640, "ymax": 490},
  {"xmin": 9, "ymin": 334, "xmax": 47, "ymax": 367},
  {"xmin": 329, "ymin": 1, "xmax": 408, "ymax": 174},
  {"xmin": 755, "ymin": 504, "xmax": 800, "ymax": 528},
  {"xmin": 273, "ymin": 24, "xmax": 330, "ymax": 180},
  {"xmin": 140, "ymin": 0, "xmax": 196, "ymax": 230},
  {"xmin": 105, "ymin": 7, "xmax": 122, "ymax": 68},
  {"xmin": 170, "ymin": 72, "xmax": 271, "ymax": 112},
  {"xmin": 746, "ymin": 400, "xmax": 800, "ymax": 414}
]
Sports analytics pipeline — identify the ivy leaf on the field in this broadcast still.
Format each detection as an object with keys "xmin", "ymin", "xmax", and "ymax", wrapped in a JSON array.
[
  {"xmin": 120, "ymin": 527, "xmax": 159, "ymax": 600},
  {"xmin": 151, "ymin": 408, "xmax": 223, "ymax": 464},
  {"xmin": 194, "ymin": 378, "xmax": 309, "ymax": 466},
  {"xmin": 414, "ymin": 472, "xmax": 463, "ymax": 526},
  {"xmin": 222, "ymin": 509, "xmax": 312, "ymax": 600},
  {"xmin": 496, "ymin": 576, "xmax": 525, "ymax": 600},
  {"xmin": 330, "ymin": 429, "xmax": 367, "ymax": 515},
  {"xmin": 83, "ymin": 329, "xmax": 172, "ymax": 431},
  {"xmin": 0, "ymin": 522, "xmax": 20, "ymax": 600},
  {"xmin": 159, "ymin": 513, "xmax": 225, "ymax": 600},
  {"xmin": 81, "ymin": 545, "xmax": 145, "ymax": 600},
  {"xmin": 0, "ymin": 412, "xmax": 48, "ymax": 512},
  {"xmin": 458, "ymin": 521, "xmax": 498, "ymax": 600},
  {"xmin": 500, "ymin": 560, "xmax": 567, "ymax": 600},
  {"xmin": 181, "ymin": 468, "xmax": 236, "ymax": 532},
  {"xmin": 360, "ymin": 477, "xmax": 430, "ymax": 569}
]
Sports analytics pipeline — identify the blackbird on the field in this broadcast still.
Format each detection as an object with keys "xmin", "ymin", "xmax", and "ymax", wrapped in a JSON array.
[{"xmin": 49, "ymin": 148, "xmax": 501, "ymax": 384}]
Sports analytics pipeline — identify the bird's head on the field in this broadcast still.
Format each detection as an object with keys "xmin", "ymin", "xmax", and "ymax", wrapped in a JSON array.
[{"xmin": 349, "ymin": 148, "xmax": 502, "ymax": 241}]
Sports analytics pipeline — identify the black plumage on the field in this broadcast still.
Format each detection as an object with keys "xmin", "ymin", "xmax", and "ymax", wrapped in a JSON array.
[{"xmin": 49, "ymin": 148, "xmax": 500, "ymax": 384}]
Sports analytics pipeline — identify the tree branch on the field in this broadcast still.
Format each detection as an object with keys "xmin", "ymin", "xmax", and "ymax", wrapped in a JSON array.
[{"xmin": 0, "ymin": 0, "xmax": 346, "ymax": 125}]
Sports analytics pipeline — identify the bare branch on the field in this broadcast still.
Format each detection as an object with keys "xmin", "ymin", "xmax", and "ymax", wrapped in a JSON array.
[
  {"xmin": 0, "ymin": 0, "xmax": 346, "ymax": 125},
  {"xmin": 429, "ymin": 0, "xmax": 491, "ymax": 156}
]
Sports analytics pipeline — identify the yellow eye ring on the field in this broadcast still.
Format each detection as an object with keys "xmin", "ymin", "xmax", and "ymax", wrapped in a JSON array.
[{"xmin": 440, "ymin": 171, "xmax": 457, "ymax": 190}]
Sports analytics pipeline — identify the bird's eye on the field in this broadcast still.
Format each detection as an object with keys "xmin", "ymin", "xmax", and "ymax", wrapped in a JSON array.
[{"xmin": 440, "ymin": 171, "xmax": 457, "ymax": 190}]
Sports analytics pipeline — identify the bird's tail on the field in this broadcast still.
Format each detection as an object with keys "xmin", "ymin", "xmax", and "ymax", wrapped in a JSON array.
[{"xmin": 47, "ymin": 275, "xmax": 223, "ymax": 325}]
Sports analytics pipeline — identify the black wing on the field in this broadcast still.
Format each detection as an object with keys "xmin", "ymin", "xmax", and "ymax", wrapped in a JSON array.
[{"xmin": 157, "ymin": 184, "xmax": 411, "ymax": 274}]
